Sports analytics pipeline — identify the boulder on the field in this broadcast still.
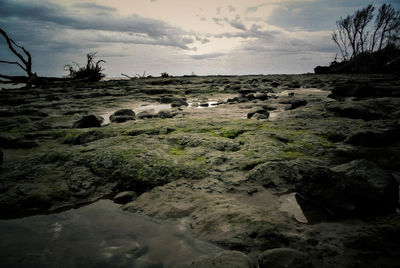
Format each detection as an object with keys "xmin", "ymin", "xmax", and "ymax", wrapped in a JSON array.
[
  {"xmin": 72, "ymin": 115, "xmax": 104, "ymax": 128},
  {"xmin": 254, "ymin": 93, "xmax": 269, "ymax": 100},
  {"xmin": 288, "ymin": 100, "xmax": 307, "ymax": 110},
  {"xmin": 247, "ymin": 109, "xmax": 269, "ymax": 119},
  {"xmin": 253, "ymin": 113, "xmax": 269, "ymax": 120},
  {"xmin": 344, "ymin": 128, "xmax": 399, "ymax": 147},
  {"xmin": 154, "ymin": 110, "xmax": 174, "ymax": 119},
  {"xmin": 171, "ymin": 99, "xmax": 189, "ymax": 107},
  {"xmin": 113, "ymin": 191, "xmax": 137, "ymax": 204},
  {"xmin": 0, "ymin": 136, "xmax": 38, "ymax": 149},
  {"xmin": 330, "ymin": 82, "xmax": 394, "ymax": 99},
  {"xmin": 109, "ymin": 109, "xmax": 135, "ymax": 123},
  {"xmin": 258, "ymin": 248, "xmax": 313, "ymax": 268},
  {"xmin": 298, "ymin": 160, "xmax": 398, "ymax": 216},
  {"xmin": 246, "ymin": 161, "xmax": 306, "ymax": 190},
  {"xmin": 137, "ymin": 111, "xmax": 154, "ymax": 119},
  {"xmin": 190, "ymin": 251, "xmax": 252, "ymax": 268}
]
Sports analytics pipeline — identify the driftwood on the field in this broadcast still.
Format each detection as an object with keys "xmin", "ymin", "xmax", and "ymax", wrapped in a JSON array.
[{"xmin": 0, "ymin": 28, "xmax": 33, "ymax": 84}]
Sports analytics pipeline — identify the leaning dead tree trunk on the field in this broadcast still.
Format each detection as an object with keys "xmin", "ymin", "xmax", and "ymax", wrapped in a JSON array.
[{"xmin": 0, "ymin": 28, "xmax": 33, "ymax": 83}]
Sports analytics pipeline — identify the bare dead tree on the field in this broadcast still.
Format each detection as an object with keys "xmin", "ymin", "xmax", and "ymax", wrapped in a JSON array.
[
  {"xmin": 354, "ymin": 5, "xmax": 375, "ymax": 53},
  {"xmin": 333, "ymin": 4, "xmax": 400, "ymax": 61},
  {"xmin": 0, "ymin": 28, "xmax": 33, "ymax": 82},
  {"xmin": 372, "ymin": 4, "xmax": 399, "ymax": 51}
]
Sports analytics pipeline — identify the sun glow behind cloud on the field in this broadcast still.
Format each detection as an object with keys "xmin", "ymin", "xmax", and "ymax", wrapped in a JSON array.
[{"xmin": 1, "ymin": 0, "xmax": 399, "ymax": 77}]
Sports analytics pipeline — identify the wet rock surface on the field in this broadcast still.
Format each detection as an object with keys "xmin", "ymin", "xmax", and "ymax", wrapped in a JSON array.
[
  {"xmin": 0, "ymin": 74, "xmax": 399, "ymax": 267},
  {"xmin": 109, "ymin": 109, "xmax": 136, "ymax": 123}
]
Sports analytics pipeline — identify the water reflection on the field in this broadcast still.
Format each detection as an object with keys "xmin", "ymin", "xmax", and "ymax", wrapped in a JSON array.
[{"xmin": 0, "ymin": 200, "xmax": 221, "ymax": 267}]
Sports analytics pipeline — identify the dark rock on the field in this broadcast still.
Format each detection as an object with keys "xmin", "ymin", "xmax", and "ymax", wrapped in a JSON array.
[
  {"xmin": 73, "ymin": 115, "xmax": 104, "ymax": 128},
  {"xmin": 113, "ymin": 191, "xmax": 137, "ymax": 204},
  {"xmin": 63, "ymin": 130, "xmax": 105, "ymax": 145},
  {"xmin": 247, "ymin": 161, "xmax": 306, "ymax": 190},
  {"xmin": 247, "ymin": 110, "xmax": 269, "ymax": 119},
  {"xmin": 254, "ymin": 93, "xmax": 269, "ymax": 100},
  {"xmin": 330, "ymin": 82, "xmax": 394, "ymax": 99},
  {"xmin": 271, "ymin": 82, "xmax": 279, "ymax": 88},
  {"xmin": 171, "ymin": 99, "xmax": 189, "ymax": 107},
  {"xmin": 0, "ymin": 136, "xmax": 38, "ymax": 149},
  {"xmin": 247, "ymin": 188, "xmax": 258, "ymax": 195},
  {"xmin": 227, "ymin": 96, "xmax": 248, "ymax": 104},
  {"xmin": 345, "ymin": 128, "xmax": 399, "ymax": 147},
  {"xmin": 154, "ymin": 110, "xmax": 174, "ymax": 119},
  {"xmin": 239, "ymin": 89, "xmax": 256, "ymax": 95},
  {"xmin": 326, "ymin": 103, "xmax": 378, "ymax": 121},
  {"xmin": 137, "ymin": 111, "xmax": 154, "ymax": 119},
  {"xmin": 288, "ymin": 92, "xmax": 295, "ymax": 97},
  {"xmin": 298, "ymin": 160, "xmax": 398, "ymax": 216},
  {"xmin": 253, "ymin": 113, "xmax": 269, "ymax": 120},
  {"xmin": 258, "ymin": 248, "xmax": 313, "ymax": 268},
  {"xmin": 230, "ymin": 85, "xmax": 242, "ymax": 91},
  {"xmin": 190, "ymin": 251, "xmax": 252, "ymax": 268},
  {"xmin": 199, "ymin": 102, "xmax": 209, "ymax": 107},
  {"xmin": 110, "ymin": 109, "xmax": 136, "ymax": 123},
  {"xmin": 288, "ymin": 100, "xmax": 307, "ymax": 110}
]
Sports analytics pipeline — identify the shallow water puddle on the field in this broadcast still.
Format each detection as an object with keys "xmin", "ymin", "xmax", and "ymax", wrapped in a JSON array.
[
  {"xmin": 0, "ymin": 83, "xmax": 27, "ymax": 90},
  {"xmin": 99, "ymin": 103, "xmax": 172, "ymax": 124},
  {"xmin": 268, "ymin": 88, "xmax": 330, "ymax": 121},
  {"xmin": 279, "ymin": 193, "xmax": 308, "ymax": 223},
  {"xmin": 279, "ymin": 193, "xmax": 337, "ymax": 224},
  {"xmin": 0, "ymin": 200, "xmax": 221, "ymax": 267}
]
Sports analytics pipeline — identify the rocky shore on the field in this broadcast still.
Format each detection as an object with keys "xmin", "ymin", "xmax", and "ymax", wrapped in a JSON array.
[{"xmin": 0, "ymin": 74, "xmax": 399, "ymax": 267}]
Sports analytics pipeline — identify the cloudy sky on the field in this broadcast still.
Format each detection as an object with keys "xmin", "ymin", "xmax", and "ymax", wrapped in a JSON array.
[{"xmin": 1, "ymin": 0, "xmax": 399, "ymax": 77}]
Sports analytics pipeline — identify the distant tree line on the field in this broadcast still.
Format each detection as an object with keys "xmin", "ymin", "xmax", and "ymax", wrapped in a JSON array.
[{"xmin": 332, "ymin": 4, "xmax": 400, "ymax": 61}]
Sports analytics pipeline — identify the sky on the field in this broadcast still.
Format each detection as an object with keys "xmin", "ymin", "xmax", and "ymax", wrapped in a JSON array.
[{"xmin": 1, "ymin": 0, "xmax": 399, "ymax": 77}]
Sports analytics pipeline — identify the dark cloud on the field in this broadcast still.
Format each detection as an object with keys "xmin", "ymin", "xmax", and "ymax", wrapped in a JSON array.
[
  {"xmin": 72, "ymin": 2, "xmax": 117, "ymax": 13},
  {"xmin": 0, "ymin": 0, "xmax": 195, "ymax": 49},
  {"xmin": 190, "ymin": 52, "xmax": 225, "ymax": 60},
  {"xmin": 264, "ymin": 0, "xmax": 400, "ymax": 31}
]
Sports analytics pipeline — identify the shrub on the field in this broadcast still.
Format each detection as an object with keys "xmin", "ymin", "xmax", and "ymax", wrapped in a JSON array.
[{"xmin": 65, "ymin": 52, "xmax": 105, "ymax": 82}]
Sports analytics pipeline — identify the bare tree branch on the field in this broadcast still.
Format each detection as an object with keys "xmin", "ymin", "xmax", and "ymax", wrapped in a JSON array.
[{"xmin": 0, "ymin": 28, "xmax": 33, "ymax": 78}]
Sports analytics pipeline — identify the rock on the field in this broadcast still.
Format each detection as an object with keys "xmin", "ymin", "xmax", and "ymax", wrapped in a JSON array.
[
  {"xmin": 247, "ymin": 110, "xmax": 269, "ymax": 119},
  {"xmin": 258, "ymin": 248, "xmax": 313, "ymax": 268},
  {"xmin": 239, "ymin": 89, "xmax": 256, "ymax": 95},
  {"xmin": 110, "ymin": 109, "xmax": 135, "ymax": 123},
  {"xmin": 288, "ymin": 100, "xmax": 307, "ymax": 110},
  {"xmin": 171, "ymin": 99, "xmax": 189, "ymax": 107},
  {"xmin": 0, "ymin": 136, "xmax": 38, "ymax": 149},
  {"xmin": 271, "ymin": 82, "xmax": 279, "ymax": 88},
  {"xmin": 154, "ymin": 110, "xmax": 174, "ymax": 119},
  {"xmin": 247, "ymin": 161, "xmax": 306, "ymax": 190},
  {"xmin": 199, "ymin": 102, "xmax": 209, "ymax": 107},
  {"xmin": 189, "ymin": 251, "xmax": 252, "ymax": 268},
  {"xmin": 344, "ymin": 128, "xmax": 399, "ymax": 147},
  {"xmin": 72, "ymin": 115, "xmax": 104, "ymax": 128},
  {"xmin": 137, "ymin": 111, "xmax": 154, "ymax": 119},
  {"xmin": 113, "ymin": 191, "xmax": 137, "ymax": 204},
  {"xmin": 244, "ymin": 93, "xmax": 255, "ymax": 100},
  {"xmin": 288, "ymin": 92, "xmax": 295, "ymax": 97},
  {"xmin": 253, "ymin": 113, "xmax": 269, "ymax": 120},
  {"xmin": 63, "ymin": 130, "xmax": 104, "ymax": 145},
  {"xmin": 254, "ymin": 93, "xmax": 269, "ymax": 100},
  {"xmin": 298, "ymin": 160, "xmax": 398, "ymax": 216},
  {"xmin": 326, "ymin": 104, "xmax": 377, "ymax": 120},
  {"xmin": 330, "ymin": 82, "xmax": 395, "ymax": 99}
]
